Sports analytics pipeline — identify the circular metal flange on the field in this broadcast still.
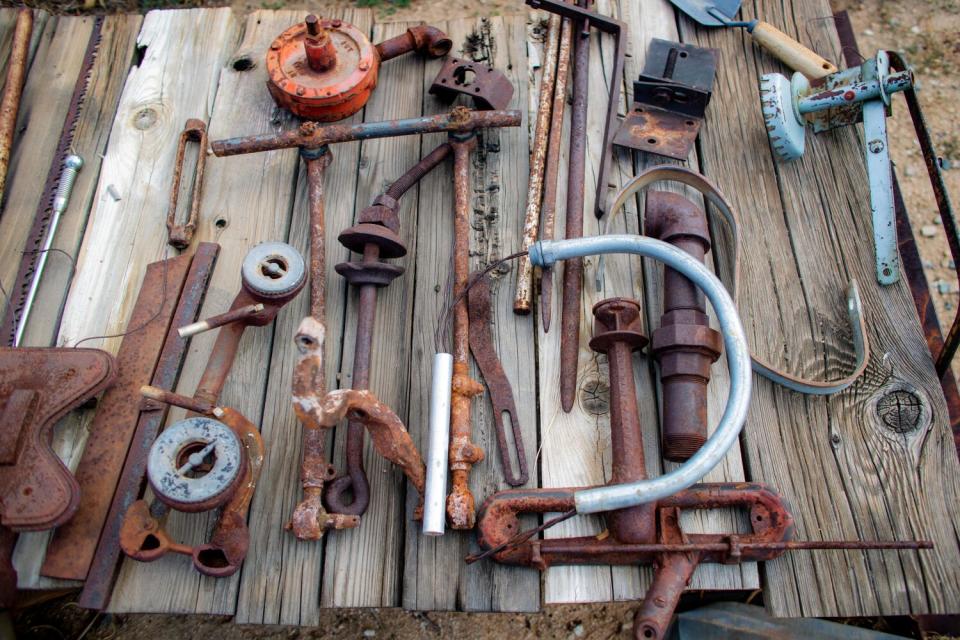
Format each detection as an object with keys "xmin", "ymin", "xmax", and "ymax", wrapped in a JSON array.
[
  {"xmin": 241, "ymin": 241, "xmax": 306, "ymax": 298},
  {"xmin": 266, "ymin": 17, "xmax": 379, "ymax": 121},
  {"xmin": 147, "ymin": 417, "xmax": 246, "ymax": 512},
  {"xmin": 759, "ymin": 72, "xmax": 806, "ymax": 161},
  {"xmin": 338, "ymin": 223, "xmax": 407, "ymax": 258}
]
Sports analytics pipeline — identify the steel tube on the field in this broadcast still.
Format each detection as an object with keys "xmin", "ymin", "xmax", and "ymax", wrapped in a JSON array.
[
  {"xmin": 423, "ymin": 353, "xmax": 453, "ymax": 536},
  {"xmin": 0, "ymin": 9, "xmax": 32, "ymax": 206},
  {"xmin": 178, "ymin": 304, "xmax": 264, "ymax": 338},
  {"xmin": 797, "ymin": 69, "xmax": 912, "ymax": 114},
  {"xmin": 528, "ymin": 235, "xmax": 752, "ymax": 514},
  {"xmin": 211, "ymin": 110, "xmax": 522, "ymax": 156}
]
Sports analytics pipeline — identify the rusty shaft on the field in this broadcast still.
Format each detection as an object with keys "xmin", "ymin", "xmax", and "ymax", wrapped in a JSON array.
[
  {"xmin": 0, "ymin": 9, "xmax": 32, "ymax": 207},
  {"xmin": 588, "ymin": 298, "xmax": 656, "ymax": 543},
  {"xmin": 645, "ymin": 191, "xmax": 722, "ymax": 462},
  {"xmin": 210, "ymin": 109, "xmax": 522, "ymax": 157},
  {"xmin": 514, "ymin": 13, "xmax": 561, "ymax": 314},
  {"xmin": 538, "ymin": 17, "xmax": 572, "ymax": 333},
  {"xmin": 559, "ymin": 3, "xmax": 591, "ymax": 414},
  {"xmin": 447, "ymin": 136, "xmax": 485, "ymax": 530},
  {"xmin": 376, "ymin": 25, "xmax": 452, "ymax": 62},
  {"xmin": 325, "ymin": 144, "xmax": 448, "ymax": 516}
]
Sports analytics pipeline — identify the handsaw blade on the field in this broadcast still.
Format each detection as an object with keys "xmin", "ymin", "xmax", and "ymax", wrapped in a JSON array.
[{"xmin": 0, "ymin": 17, "xmax": 104, "ymax": 346}]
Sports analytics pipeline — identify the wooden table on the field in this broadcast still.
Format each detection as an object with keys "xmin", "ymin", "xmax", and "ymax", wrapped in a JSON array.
[{"xmin": 2, "ymin": 0, "xmax": 959, "ymax": 624}]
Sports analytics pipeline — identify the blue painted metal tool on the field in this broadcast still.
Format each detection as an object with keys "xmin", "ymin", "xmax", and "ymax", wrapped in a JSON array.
[{"xmin": 760, "ymin": 51, "xmax": 915, "ymax": 285}]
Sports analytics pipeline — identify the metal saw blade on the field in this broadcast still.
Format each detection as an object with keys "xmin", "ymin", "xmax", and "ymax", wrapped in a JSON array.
[{"xmin": 0, "ymin": 16, "xmax": 104, "ymax": 346}]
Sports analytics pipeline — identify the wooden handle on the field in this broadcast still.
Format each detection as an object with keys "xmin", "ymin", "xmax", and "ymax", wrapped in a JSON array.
[{"xmin": 750, "ymin": 21, "xmax": 837, "ymax": 80}]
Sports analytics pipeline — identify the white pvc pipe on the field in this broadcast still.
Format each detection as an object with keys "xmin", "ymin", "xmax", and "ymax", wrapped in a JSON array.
[{"xmin": 422, "ymin": 353, "xmax": 453, "ymax": 535}]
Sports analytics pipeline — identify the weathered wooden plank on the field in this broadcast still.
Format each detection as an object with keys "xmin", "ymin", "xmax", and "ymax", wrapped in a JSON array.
[
  {"xmin": 401, "ymin": 15, "xmax": 538, "ymax": 612},
  {"xmin": 316, "ymin": 15, "xmax": 418, "ymax": 610},
  {"xmin": 680, "ymin": 0, "xmax": 960, "ymax": 617},
  {"xmin": 108, "ymin": 9, "xmax": 324, "ymax": 616},
  {"xmin": 233, "ymin": 7, "xmax": 372, "ymax": 622},
  {"xmin": 617, "ymin": 0, "xmax": 757, "ymax": 593},
  {"xmin": 9, "ymin": 14, "xmax": 143, "ymax": 591},
  {"xmin": 33, "ymin": 7, "xmax": 238, "ymax": 613}
]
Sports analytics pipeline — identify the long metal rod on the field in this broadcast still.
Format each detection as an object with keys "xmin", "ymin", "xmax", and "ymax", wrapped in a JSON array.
[
  {"xmin": 539, "ymin": 17, "xmax": 572, "ymax": 332},
  {"xmin": 559, "ymin": 2, "xmax": 591, "ymax": 413},
  {"xmin": 0, "ymin": 8, "xmax": 32, "ymax": 208},
  {"xmin": 514, "ymin": 13, "xmax": 560, "ymax": 314},
  {"xmin": 529, "ymin": 234, "xmax": 752, "ymax": 514}
]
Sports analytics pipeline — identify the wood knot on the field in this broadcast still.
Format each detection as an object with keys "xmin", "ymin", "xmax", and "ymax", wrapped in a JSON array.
[
  {"xmin": 876, "ymin": 388, "xmax": 923, "ymax": 433},
  {"xmin": 579, "ymin": 376, "xmax": 609, "ymax": 416},
  {"xmin": 132, "ymin": 107, "xmax": 158, "ymax": 130}
]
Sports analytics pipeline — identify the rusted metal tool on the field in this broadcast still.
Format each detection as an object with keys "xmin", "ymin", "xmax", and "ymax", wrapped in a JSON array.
[
  {"xmin": 613, "ymin": 39, "xmax": 717, "ymax": 161},
  {"xmin": 289, "ymin": 317, "xmax": 426, "ymax": 538},
  {"xmin": 474, "ymin": 301, "xmax": 929, "ymax": 638},
  {"xmin": 78, "ymin": 243, "xmax": 218, "ymax": 609},
  {"xmin": 0, "ymin": 17, "xmax": 103, "ymax": 346},
  {"xmin": 645, "ymin": 191, "xmax": 722, "ymax": 462},
  {"xmin": 117, "ymin": 243, "xmax": 302, "ymax": 578},
  {"xmin": 166, "ymin": 119, "xmax": 208, "ymax": 250},
  {"xmin": 266, "ymin": 14, "xmax": 451, "ymax": 121},
  {"xmin": 0, "ymin": 8, "xmax": 32, "ymax": 210},
  {"xmin": 322, "ymin": 143, "xmax": 450, "ymax": 516},
  {"xmin": 526, "ymin": 0, "xmax": 626, "ymax": 412},
  {"xmin": 42, "ymin": 251, "xmax": 197, "ymax": 580},
  {"xmin": 212, "ymin": 108, "xmax": 519, "ymax": 529},
  {"xmin": 468, "ymin": 272, "xmax": 528, "ymax": 486},
  {"xmin": 429, "ymin": 58, "xmax": 514, "ymax": 110},
  {"xmin": 476, "ymin": 481, "xmax": 930, "ymax": 639},
  {"xmin": 514, "ymin": 13, "xmax": 561, "ymax": 316},
  {"xmin": 119, "ymin": 389, "xmax": 262, "ymax": 577},
  {"xmin": 538, "ymin": 17, "xmax": 572, "ymax": 332},
  {"xmin": 0, "ymin": 346, "xmax": 116, "ymax": 605}
]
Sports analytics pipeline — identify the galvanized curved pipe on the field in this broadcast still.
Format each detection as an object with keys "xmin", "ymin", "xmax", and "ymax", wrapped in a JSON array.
[{"xmin": 528, "ymin": 235, "xmax": 752, "ymax": 515}]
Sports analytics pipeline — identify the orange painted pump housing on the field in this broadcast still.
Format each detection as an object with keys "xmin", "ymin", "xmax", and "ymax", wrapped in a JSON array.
[{"xmin": 266, "ymin": 15, "xmax": 451, "ymax": 121}]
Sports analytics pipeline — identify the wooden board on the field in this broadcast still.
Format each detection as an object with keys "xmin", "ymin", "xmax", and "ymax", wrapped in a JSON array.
[
  {"xmin": 678, "ymin": 0, "xmax": 960, "ymax": 617},
  {"xmin": 3, "ymin": 2, "xmax": 957, "ymax": 621},
  {"xmin": 401, "ymin": 14, "xmax": 539, "ymax": 613}
]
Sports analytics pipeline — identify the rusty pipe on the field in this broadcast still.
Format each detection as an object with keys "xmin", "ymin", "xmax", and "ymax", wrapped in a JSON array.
[
  {"xmin": 514, "ymin": 13, "xmax": 561, "ymax": 314},
  {"xmin": 447, "ymin": 135, "xmax": 485, "ymax": 530},
  {"xmin": 0, "ymin": 9, "xmax": 32, "ymax": 207},
  {"xmin": 325, "ymin": 144, "xmax": 448, "ymax": 515},
  {"xmin": 376, "ymin": 25, "xmax": 452, "ymax": 62},
  {"xmin": 645, "ymin": 191, "xmax": 722, "ymax": 462},
  {"xmin": 305, "ymin": 150, "xmax": 331, "ymax": 322},
  {"xmin": 559, "ymin": 3, "xmax": 591, "ymax": 414},
  {"xmin": 211, "ymin": 109, "xmax": 521, "ymax": 157},
  {"xmin": 588, "ymin": 299, "xmax": 656, "ymax": 544},
  {"xmin": 539, "ymin": 17, "xmax": 572, "ymax": 333}
]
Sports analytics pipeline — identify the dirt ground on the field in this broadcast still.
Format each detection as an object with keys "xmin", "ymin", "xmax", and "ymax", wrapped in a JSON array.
[{"xmin": 4, "ymin": 0, "xmax": 960, "ymax": 638}]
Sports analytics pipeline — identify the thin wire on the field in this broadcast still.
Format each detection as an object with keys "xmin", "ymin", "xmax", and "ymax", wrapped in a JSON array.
[
  {"xmin": 433, "ymin": 249, "xmax": 529, "ymax": 353},
  {"xmin": 804, "ymin": 14, "xmax": 864, "ymax": 66},
  {"xmin": 465, "ymin": 508, "xmax": 576, "ymax": 564},
  {"xmin": 73, "ymin": 248, "xmax": 171, "ymax": 348}
]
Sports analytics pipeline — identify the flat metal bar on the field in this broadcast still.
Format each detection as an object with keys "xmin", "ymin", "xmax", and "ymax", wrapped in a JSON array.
[{"xmin": 76, "ymin": 242, "xmax": 219, "ymax": 610}]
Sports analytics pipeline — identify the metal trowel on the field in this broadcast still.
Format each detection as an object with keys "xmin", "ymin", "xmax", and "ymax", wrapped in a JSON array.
[{"xmin": 670, "ymin": 0, "xmax": 838, "ymax": 79}]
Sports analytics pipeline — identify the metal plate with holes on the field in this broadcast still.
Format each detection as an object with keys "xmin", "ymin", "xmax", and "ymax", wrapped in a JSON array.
[
  {"xmin": 613, "ymin": 39, "xmax": 717, "ymax": 160},
  {"xmin": 147, "ymin": 416, "xmax": 244, "ymax": 512},
  {"xmin": 428, "ymin": 58, "xmax": 514, "ymax": 110}
]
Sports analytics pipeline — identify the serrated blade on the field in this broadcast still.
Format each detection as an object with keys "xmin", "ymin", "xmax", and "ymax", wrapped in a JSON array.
[{"xmin": 0, "ymin": 17, "xmax": 104, "ymax": 346}]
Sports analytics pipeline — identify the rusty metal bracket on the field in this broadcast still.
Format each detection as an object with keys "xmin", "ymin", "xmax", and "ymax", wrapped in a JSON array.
[
  {"xmin": 166, "ymin": 119, "xmax": 208, "ymax": 250},
  {"xmin": 42, "ymin": 252, "xmax": 196, "ymax": 581},
  {"xmin": 468, "ymin": 272, "xmax": 528, "ymax": 486},
  {"xmin": 429, "ymin": 58, "xmax": 515, "ymax": 110},
  {"xmin": 0, "ymin": 346, "xmax": 116, "ymax": 606},
  {"xmin": 77, "ymin": 242, "xmax": 218, "ymax": 610},
  {"xmin": 613, "ymin": 39, "xmax": 717, "ymax": 161},
  {"xmin": 119, "ymin": 395, "xmax": 263, "ymax": 578}
]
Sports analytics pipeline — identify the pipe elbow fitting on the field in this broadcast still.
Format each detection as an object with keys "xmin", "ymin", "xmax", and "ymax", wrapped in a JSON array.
[
  {"xmin": 644, "ymin": 190, "xmax": 710, "ymax": 249},
  {"xmin": 407, "ymin": 25, "xmax": 453, "ymax": 58}
]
